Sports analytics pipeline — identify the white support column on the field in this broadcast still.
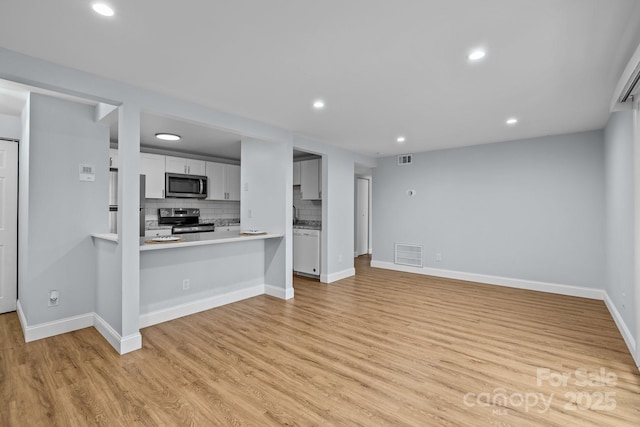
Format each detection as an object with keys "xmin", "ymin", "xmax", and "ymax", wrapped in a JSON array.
[{"xmin": 118, "ymin": 103, "xmax": 142, "ymax": 353}]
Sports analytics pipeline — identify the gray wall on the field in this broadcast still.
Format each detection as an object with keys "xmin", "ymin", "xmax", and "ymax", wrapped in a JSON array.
[
  {"xmin": 95, "ymin": 240, "xmax": 122, "ymax": 332},
  {"xmin": 372, "ymin": 130, "xmax": 605, "ymax": 288},
  {"xmin": 241, "ymin": 137, "xmax": 291, "ymax": 291},
  {"xmin": 140, "ymin": 240, "xmax": 265, "ymax": 314},
  {"xmin": 19, "ymin": 93, "xmax": 109, "ymax": 325},
  {"xmin": 0, "ymin": 112, "xmax": 20, "ymax": 139},
  {"xmin": 604, "ymin": 111, "xmax": 636, "ymax": 337}
]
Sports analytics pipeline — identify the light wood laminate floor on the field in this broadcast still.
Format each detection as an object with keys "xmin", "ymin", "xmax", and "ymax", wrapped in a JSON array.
[{"xmin": 1, "ymin": 256, "xmax": 639, "ymax": 426}]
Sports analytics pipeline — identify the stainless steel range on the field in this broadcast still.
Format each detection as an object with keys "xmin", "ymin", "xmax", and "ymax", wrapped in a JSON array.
[{"xmin": 158, "ymin": 208, "xmax": 216, "ymax": 234}]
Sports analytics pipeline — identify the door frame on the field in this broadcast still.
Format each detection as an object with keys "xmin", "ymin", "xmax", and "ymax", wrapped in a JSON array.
[
  {"xmin": 355, "ymin": 177, "xmax": 370, "ymax": 257},
  {"xmin": 0, "ymin": 137, "xmax": 19, "ymax": 314}
]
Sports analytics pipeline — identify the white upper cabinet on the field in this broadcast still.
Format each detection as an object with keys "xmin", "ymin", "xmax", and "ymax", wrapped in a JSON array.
[
  {"xmin": 186, "ymin": 159, "xmax": 206, "ymax": 175},
  {"xmin": 293, "ymin": 161, "xmax": 301, "ymax": 186},
  {"xmin": 140, "ymin": 153, "xmax": 166, "ymax": 199},
  {"xmin": 301, "ymin": 158, "xmax": 321, "ymax": 200},
  {"xmin": 206, "ymin": 161, "xmax": 226, "ymax": 200},
  {"xmin": 165, "ymin": 155, "xmax": 206, "ymax": 175},
  {"xmin": 109, "ymin": 148, "xmax": 118, "ymax": 169},
  {"xmin": 206, "ymin": 162, "xmax": 240, "ymax": 201},
  {"xmin": 165, "ymin": 156, "xmax": 184, "ymax": 174},
  {"xmin": 225, "ymin": 164, "xmax": 241, "ymax": 201}
]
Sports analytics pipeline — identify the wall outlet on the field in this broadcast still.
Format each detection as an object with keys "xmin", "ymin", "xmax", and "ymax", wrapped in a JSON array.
[
  {"xmin": 435, "ymin": 253, "xmax": 442, "ymax": 262},
  {"xmin": 48, "ymin": 290, "xmax": 59, "ymax": 307},
  {"xmin": 248, "ymin": 209, "xmax": 253, "ymax": 218},
  {"xmin": 182, "ymin": 279, "xmax": 190, "ymax": 291},
  {"xmin": 338, "ymin": 254, "xmax": 343, "ymax": 263}
]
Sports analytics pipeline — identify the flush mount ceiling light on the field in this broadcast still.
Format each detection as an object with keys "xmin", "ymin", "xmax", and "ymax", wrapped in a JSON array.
[
  {"xmin": 396, "ymin": 136, "xmax": 406, "ymax": 143},
  {"xmin": 92, "ymin": 3, "xmax": 114, "ymax": 17},
  {"xmin": 312, "ymin": 100, "xmax": 325, "ymax": 109},
  {"xmin": 506, "ymin": 118, "xmax": 518, "ymax": 125},
  {"xmin": 155, "ymin": 133, "xmax": 181, "ymax": 141},
  {"xmin": 467, "ymin": 49, "xmax": 486, "ymax": 62}
]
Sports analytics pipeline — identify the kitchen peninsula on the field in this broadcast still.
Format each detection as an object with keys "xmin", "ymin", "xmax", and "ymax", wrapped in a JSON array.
[{"xmin": 93, "ymin": 230, "xmax": 284, "ymax": 330}]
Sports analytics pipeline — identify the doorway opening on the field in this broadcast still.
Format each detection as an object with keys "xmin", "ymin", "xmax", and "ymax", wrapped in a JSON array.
[
  {"xmin": 292, "ymin": 149, "xmax": 322, "ymax": 279},
  {"xmin": 355, "ymin": 164, "xmax": 373, "ymax": 261}
]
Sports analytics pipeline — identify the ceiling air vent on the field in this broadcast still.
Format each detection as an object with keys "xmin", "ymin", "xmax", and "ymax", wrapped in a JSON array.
[
  {"xmin": 395, "ymin": 243, "xmax": 423, "ymax": 268},
  {"xmin": 397, "ymin": 154, "xmax": 413, "ymax": 166}
]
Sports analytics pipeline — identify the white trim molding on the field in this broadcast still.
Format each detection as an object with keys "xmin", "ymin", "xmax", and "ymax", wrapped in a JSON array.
[
  {"xmin": 94, "ymin": 313, "xmax": 142, "ymax": 355},
  {"xmin": 321, "ymin": 268, "xmax": 356, "ymax": 284},
  {"xmin": 370, "ymin": 261, "xmax": 604, "ymax": 300},
  {"xmin": 17, "ymin": 301, "xmax": 142, "ymax": 355},
  {"xmin": 17, "ymin": 300, "xmax": 94, "ymax": 342},
  {"xmin": 603, "ymin": 292, "xmax": 639, "ymax": 368},
  {"xmin": 139, "ymin": 285, "xmax": 266, "ymax": 328},
  {"xmin": 265, "ymin": 285, "xmax": 294, "ymax": 300}
]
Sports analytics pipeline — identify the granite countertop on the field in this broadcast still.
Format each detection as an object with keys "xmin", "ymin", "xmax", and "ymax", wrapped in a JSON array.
[
  {"xmin": 139, "ymin": 230, "xmax": 283, "ymax": 251},
  {"xmin": 293, "ymin": 224, "xmax": 321, "ymax": 230},
  {"xmin": 293, "ymin": 220, "xmax": 321, "ymax": 230}
]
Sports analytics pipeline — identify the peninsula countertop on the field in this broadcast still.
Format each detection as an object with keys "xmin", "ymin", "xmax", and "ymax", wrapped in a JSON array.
[{"xmin": 92, "ymin": 230, "xmax": 284, "ymax": 251}]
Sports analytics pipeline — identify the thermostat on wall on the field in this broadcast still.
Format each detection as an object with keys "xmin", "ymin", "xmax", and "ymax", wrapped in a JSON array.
[{"xmin": 79, "ymin": 164, "xmax": 95, "ymax": 181}]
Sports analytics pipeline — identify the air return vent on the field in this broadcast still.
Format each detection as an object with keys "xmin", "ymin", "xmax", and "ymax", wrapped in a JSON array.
[
  {"xmin": 394, "ymin": 243, "xmax": 423, "ymax": 268},
  {"xmin": 397, "ymin": 154, "xmax": 413, "ymax": 165}
]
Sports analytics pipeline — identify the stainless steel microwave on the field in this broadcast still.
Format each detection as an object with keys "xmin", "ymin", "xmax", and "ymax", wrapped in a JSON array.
[{"xmin": 165, "ymin": 173, "xmax": 208, "ymax": 198}]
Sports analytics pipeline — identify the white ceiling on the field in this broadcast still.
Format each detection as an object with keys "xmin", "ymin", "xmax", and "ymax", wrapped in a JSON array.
[
  {"xmin": 2, "ymin": 0, "xmax": 640, "ymax": 157},
  {"xmin": 109, "ymin": 112, "xmax": 243, "ymax": 160}
]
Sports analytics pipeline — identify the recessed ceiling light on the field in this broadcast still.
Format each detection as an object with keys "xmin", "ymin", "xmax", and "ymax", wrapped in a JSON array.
[
  {"xmin": 468, "ymin": 49, "xmax": 486, "ymax": 61},
  {"xmin": 312, "ymin": 100, "xmax": 325, "ymax": 109},
  {"xmin": 396, "ymin": 136, "xmax": 406, "ymax": 143},
  {"xmin": 506, "ymin": 118, "xmax": 518, "ymax": 125},
  {"xmin": 155, "ymin": 133, "xmax": 181, "ymax": 141},
  {"xmin": 92, "ymin": 3, "xmax": 114, "ymax": 17}
]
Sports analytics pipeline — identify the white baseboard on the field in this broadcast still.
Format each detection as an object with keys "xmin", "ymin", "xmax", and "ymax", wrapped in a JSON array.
[
  {"xmin": 321, "ymin": 267, "xmax": 356, "ymax": 284},
  {"xmin": 370, "ymin": 261, "xmax": 604, "ymax": 300},
  {"xmin": 94, "ymin": 313, "xmax": 142, "ymax": 355},
  {"xmin": 17, "ymin": 300, "xmax": 94, "ymax": 342},
  {"xmin": 139, "ymin": 285, "xmax": 266, "ymax": 328},
  {"xmin": 265, "ymin": 285, "xmax": 294, "ymax": 300},
  {"xmin": 603, "ymin": 292, "xmax": 638, "ymax": 367},
  {"xmin": 120, "ymin": 333, "xmax": 143, "ymax": 354}
]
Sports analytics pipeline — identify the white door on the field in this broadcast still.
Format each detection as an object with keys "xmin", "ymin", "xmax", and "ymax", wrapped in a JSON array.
[
  {"xmin": 356, "ymin": 178, "xmax": 369, "ymax": 256},
  {"xmin": 0, "ymin": 140, "xmax": 18, "ymax": 313}
]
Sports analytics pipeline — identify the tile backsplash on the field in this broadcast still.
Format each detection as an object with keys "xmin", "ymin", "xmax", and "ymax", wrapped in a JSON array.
[
  {"xmin": 293, "ymin": 187, "xmax": 322, "ymax": 222},
  {"xmin": 145, "ymin": 198, "xmax": 240, "ymax": 227}
]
